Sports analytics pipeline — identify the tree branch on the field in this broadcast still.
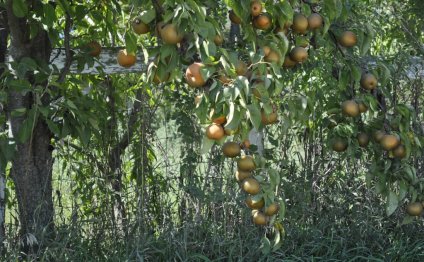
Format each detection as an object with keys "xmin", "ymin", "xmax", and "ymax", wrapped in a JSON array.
[
  {"xmin": 113, "ymin": 89, "xmax": 144, "ymax": 157},
  {"xmin": 328, "ymin": 30, "xmax": 346, "ymax": 58},
  {"xmin": 57, "ymin": 3, "xmax": 73, "ymax": 83},
  {"xmin": 151, "ymin": 0, "xmax": 164, "ymax": 18}
]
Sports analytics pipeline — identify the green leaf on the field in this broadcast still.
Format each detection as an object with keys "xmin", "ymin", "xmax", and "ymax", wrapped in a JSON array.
[
  {"xmin": 350, "ymin": 64, "xmax": 362, "ymax": 83},
  {"xmin": 125, "ymin": 33, "xmax": 138, "ymax": 55},
  {"xmin": 338, "ymin": 69, "xmax": 350, "ymax": 90},
  {"xmin": 66, "ymin": 100, "xmax": 78, "ymax": 110},
  {"xmin": 13, "ymin": 0, "xmax": 28, "ymax": 18},
  {"xmin": 194, "ymin": 95, "xmax": 208, "ymax": 123},
  {"xmin": 77, "ymin": 127, "xmax": 91, "ymax": 146},
  {"xmin": 260, "ymin": 236, "xmax": 271, "ymax": 255},
  {"xmin": 17, "ymin": 109, "xmax": 37, "ymax": 143},
  {"xmin": 201, "ymin": 136, "xmax": 215, "ymax": 154},
  {"xmin": 399, "ymin": 180, "xmax": 407, "ymax": 201},
  {"xmin": 0, "ymin": 139, "xmax": 15, "ymax": 169},
  {"xmin": 278, "ymin": 200, "xmax": 286, "ymax": 219},
  {"xmin": 200, "ymin": 66, "xmax": 216, "ymax": 83},
  {"xmin": 272, "ymin": 227, "xmax": 283, "ymax": 251},
  {"xmin": 360, "ymin": 34, "xmax": 372, "ymax": 56},
  {"xmin": 404, "ymin": 165, "xmax": 417, "ymax": 183},
  {"xmin": 139, "ymin": 9, "xmax": 156, "ymax": 24},
  {"xmin": 10, "ymin": 108, "xmax": 27, "ymax": 117},
  {"xmin": 269, "ymin": 169, "xmax": 280, "ymax": 190},
  {"xmin": 8, "ymin": 79, "xmax": 31, "ymax": 93},
  {"xmin": 224, "ymin": 103, "xmax": 242, "ymax": 131},
  {"xmin": 46, "ymin": 119, "xmax": 60, "ymax": 136},
  {"xmin": 43, "ymin": 3, "xmax": 57, "ymax": 28},
  {"xmin": 323, "ymin": 16, "xmax": 331, "ymax": 35},
  {"xmin": 386, "ymin": 190, "xmax": 398, "ymax": 216},
  {"xmin": 277, "ymin": 1, "xmax": 294, "ymax": 22},
  {"xmin": 323, "ymin": 0, "xmax": 337, "ymax": 21},
  {"xmin": 360, "ymin": 24, "xmax": 375, "ymax": 56},
  {"xmin": 16, "ymin": 58, "xmax": 38, "ymax": 79},
  {"xmin": 401, "ymin": 215, "xmax": 415, "ymax": 225},
  {"xmin": 247, "ymin": 104, "xmax": 261, "ymax": 130}
]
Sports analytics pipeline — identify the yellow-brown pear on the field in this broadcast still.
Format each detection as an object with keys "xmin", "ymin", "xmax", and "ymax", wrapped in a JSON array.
[
  {"xmin": 252, "ymin": 211, "xmax": 268, "ymax": 225},
  {"xmin": 245, "ymin": 196, "xmax": 265, "ymax": 209},
  {"xmin": 242, "ymin": 178, "xmax": 260, "ymax": 195},
  {"xmin": 237, "ymin": 155, "xmax": 256, "ymax": 171},
  {"xmin": 406, "ymin": 202, "xmax": 423, "ymax": 216},
  {"xmin": 308, "ymin": 13, "xmax": 323, "ymax": 30},
  {"xmin": 292, "ymin": 14, "xmax": 308, "ymax": 34},
  {"xmin": 332, "ymin": 138, "xmax": 348, "ymax": 152},
  {"xmin": 222, "ymin": 142, "xmax": 241, "ymax": 158},
  {"xmin": 380, "ymin": 134, "xmax": 400, "ymax": 151},
  {"xmin": 264, "ymin": 203, "xmax": 279, "ymax": 216},
  {"xmin": 339, "ymin": 31, "xmax": 357, "ymax": 47},
  {"xmin": 206, "ymin": 124, "xmax": 225, "ymax": 140},
  {"xmin": 360, "ymin": 73, "xmax": 378, "ymax": 90},
  {"xmin": 290, "ymin": 47, "xmax": 308, "ymax": 63},
  {"xmin": 185, "ymin": 62, "xmax": 207, "ymax": 88},
  {"xmin": 341, "ymin": 100, "xmax": 360, "ymax": 117},
  {"xmin": 160, "ymin": 24, "xmax": 184, "ymax": 44}
]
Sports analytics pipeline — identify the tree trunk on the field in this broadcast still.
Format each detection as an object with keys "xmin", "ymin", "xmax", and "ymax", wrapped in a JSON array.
[
  {"xmin": 9, "ymin": 121, "xmax": 54, "ymax": 248},
  {"xmin": 0, "ymin": 6, "xmax": 9, "ymax": 252},
  {"xmin": 5, "ymin": 1, "xmax": 54, "ymax": 254},
  {"xmin": 106, "ymin": 86, "xmax": 145, "ymax": 235}
]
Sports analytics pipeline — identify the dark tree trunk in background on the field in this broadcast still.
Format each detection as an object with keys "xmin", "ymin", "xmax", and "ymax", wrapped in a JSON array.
[
  {"xmin": 5, "ymin": 1, "xmax": 54, "ymax": 254},
  {"xmin": 0, "ymin": 7, "xmax": 9, "ymax": 252},
  {"xmin": 105, "ymin": 78, "xmax": 127, "ymax": 234},
  {"xmin": 106, "ymin": 85, "xmax": 145, "ymax": 235}
]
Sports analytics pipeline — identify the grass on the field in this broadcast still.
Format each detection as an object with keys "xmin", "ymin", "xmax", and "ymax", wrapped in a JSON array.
[{"xmin": 2, "ymin": 206, "xmax": 424, "ymax": 261}]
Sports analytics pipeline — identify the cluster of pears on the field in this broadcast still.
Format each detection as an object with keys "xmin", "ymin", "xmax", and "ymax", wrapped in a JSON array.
[
  {"xmin": 221, "ymin": 141, "xmax": 280, "ymax": 226},
  {"xmin": 334, "ymin": 91, "xmax": 406, "ymax": 158},
  {"xmin": 186, "ymin": 2, "xmax": 327, "ymax": 133},
  {"xmin": 201, "ymin": 107, "xmax": 277, "ymax": 148},
  {"xmin": 110, "ymin": 15, "xmax": 186, "ymax": 69},
  {"xmin": 331, "ymin": 38, "xmax": 406, "ymax": 159},
  {"xmin": 227, "ymin": 1, "xmax": 326, "ymax": 69},
  {"xmin": 330, "ymin": 37, "xmax": 416, "ymax": 215},
  {"xmin": 282, "ymin": 12, "xmax": 324, "ymax": 67},
  {"xmin": 85, "ymin": 39, "xmax": 138, "ymax": 68}
]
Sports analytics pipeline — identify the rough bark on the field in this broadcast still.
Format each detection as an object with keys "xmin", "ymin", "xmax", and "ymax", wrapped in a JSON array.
[
  {"xmin": 5, "ymin": 0, "xmax": 54, "ymax": 254},
  {"xmin": 0, "ymin": 6, "xmax": 9, "ymax": 252}
]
